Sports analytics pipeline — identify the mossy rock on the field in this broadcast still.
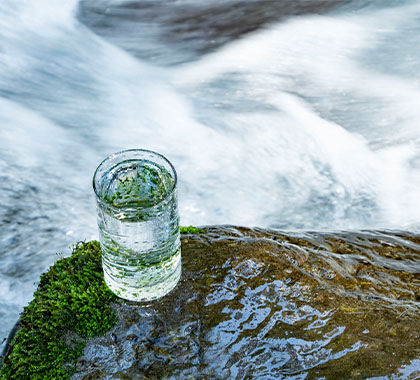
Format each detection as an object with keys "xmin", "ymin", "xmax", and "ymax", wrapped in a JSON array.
[
  {"xmin": 0, "ymin": 241, "xmax": 118, "ymax": 380},
  {"xmin": 2, "ymin": 226, "xmax": 420, "ymax": 379}
]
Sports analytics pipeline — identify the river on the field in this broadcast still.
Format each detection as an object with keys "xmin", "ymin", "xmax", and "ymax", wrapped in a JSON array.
[{"xmin": 1, "ymin": 0, "xmax": 420, "ymax": 354}]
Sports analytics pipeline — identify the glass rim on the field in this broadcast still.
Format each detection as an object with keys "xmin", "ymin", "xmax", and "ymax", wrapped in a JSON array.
[{"xmin": 92, "ymin": 148, "xmax": 178, "ymax": 210}]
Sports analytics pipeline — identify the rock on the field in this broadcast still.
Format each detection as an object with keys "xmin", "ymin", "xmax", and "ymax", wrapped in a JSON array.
[{"xmin": 2, "ymin": 226, "xmax": 420, "ymax": 379}]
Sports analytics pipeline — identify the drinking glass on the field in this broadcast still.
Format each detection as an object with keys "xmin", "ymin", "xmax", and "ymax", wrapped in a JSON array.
[{"xmin": 93, "ymin": 149, "xmax": 181, "ymax": 302}]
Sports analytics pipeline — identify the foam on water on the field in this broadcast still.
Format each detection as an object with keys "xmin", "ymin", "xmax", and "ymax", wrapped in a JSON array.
[
  {"xmin": 1, "ymin": 0, "xmax": 420, "ymax": 355},
  {"xmin": 173, "ymin": 1, "xmax": 420, "ymax": 228}
]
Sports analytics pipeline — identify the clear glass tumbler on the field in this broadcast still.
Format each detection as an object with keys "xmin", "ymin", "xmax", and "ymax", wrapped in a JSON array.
[{"xmin": 93, "ymin": 149, "xmax": 181, "ymax": 302}]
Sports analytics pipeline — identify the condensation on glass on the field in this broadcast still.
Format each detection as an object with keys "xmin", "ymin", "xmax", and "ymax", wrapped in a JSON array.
[{"xmin": 93, "ymin": 149, "xmax": 181, "ymax": 302}]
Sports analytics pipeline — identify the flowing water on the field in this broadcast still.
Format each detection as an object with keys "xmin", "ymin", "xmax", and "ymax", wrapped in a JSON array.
[{"xmin": 1, "ymin": 0, "xmax": 420, "ymax": 360}]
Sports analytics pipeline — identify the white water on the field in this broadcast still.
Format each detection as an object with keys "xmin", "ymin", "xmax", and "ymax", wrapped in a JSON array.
[{"xmin": 1, "ymin": 0, "xmax": 420, "ymax": 350}]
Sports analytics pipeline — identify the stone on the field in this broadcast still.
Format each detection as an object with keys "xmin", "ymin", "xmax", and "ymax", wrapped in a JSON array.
[{"xmin": 2, "ymin": 226, "xmax": 420, "ymax": 379}]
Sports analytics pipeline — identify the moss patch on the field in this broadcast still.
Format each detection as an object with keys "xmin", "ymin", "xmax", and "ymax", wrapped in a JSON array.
[
  {"xmin": 180, "ymin": 226, "xmax": 205, "ymax": 234},
  {"xmin": 0, "ymin": 241, "xmax": 117, "ymax": 380}
]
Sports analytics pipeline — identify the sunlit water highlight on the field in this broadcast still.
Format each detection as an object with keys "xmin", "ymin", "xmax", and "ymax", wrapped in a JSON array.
[{"xmin": 1, "ymin": 0, "xmax": 420, "ymax": 361}]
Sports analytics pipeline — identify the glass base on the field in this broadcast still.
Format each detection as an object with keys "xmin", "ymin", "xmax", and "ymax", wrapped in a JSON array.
[{"xmin": 103, "ymin": 260, "xmax": 182, "ymax": 302}]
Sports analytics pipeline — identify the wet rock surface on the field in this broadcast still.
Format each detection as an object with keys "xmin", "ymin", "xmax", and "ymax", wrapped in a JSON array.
[{"xmin": 72, "ymin": 226, "xmax": 420, "ymax": 379}]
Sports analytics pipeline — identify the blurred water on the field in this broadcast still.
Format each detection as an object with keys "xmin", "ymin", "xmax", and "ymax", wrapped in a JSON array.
[{"xmin": 1, "ymin": 0, "xmax": 420, "ymax": 353}]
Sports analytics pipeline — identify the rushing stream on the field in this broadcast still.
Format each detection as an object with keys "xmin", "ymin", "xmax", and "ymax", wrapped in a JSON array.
[{"xmin": 1, "ymin": 0, "xmax": 420, "ymax": 360}]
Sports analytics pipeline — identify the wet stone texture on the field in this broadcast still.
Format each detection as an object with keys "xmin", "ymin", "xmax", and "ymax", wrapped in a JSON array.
[{"xmin": 71, "ymin": 226, "xmax": 420, "ymax": 379}]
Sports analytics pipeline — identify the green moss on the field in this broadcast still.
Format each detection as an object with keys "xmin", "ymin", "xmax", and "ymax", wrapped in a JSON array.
[
  {"xmin": 0, "ymin": 241, "xmax": 118, "ymax": 380},
  {"xmin": 180, "ymin": 226, "xmax": 205, "ymax": 234}
]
